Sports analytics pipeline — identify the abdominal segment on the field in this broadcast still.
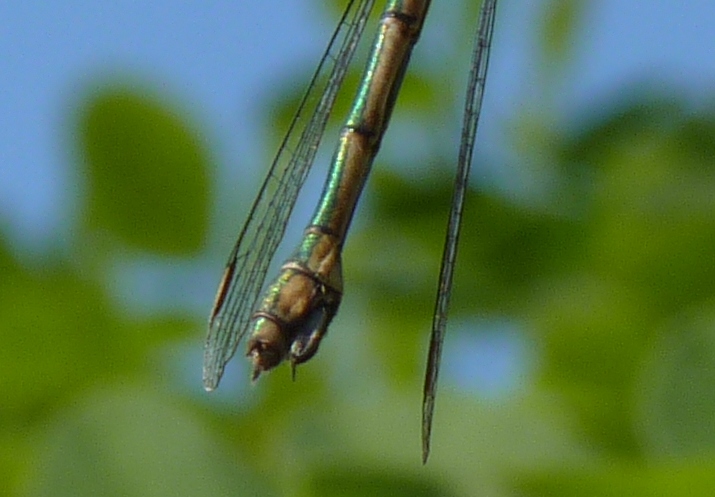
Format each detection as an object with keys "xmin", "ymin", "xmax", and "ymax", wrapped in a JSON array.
[{"xmin": 247, "ymin": 260, "xmax": 342, "ymax": 380}]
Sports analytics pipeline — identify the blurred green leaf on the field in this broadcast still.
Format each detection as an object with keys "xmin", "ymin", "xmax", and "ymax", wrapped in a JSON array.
[
  {"xmin": 0, "ymin": 265, "xmax": 126, "ymax": 417},
  {"xmin": 323, "ymin": 391, "xmax": 591, "ymax": 495},
  {"xmin": 522, "ymin": 93, "xmax": 715, "ymax": 457},
  {"xmin": 79, "ymin": 87, "xmax": 211, "ymax": 255},
  {"xmin": 0, "ymin": 263, "xmax": 193, "ymax": 422},
  {"xmin": 637, "ymin": 307, "xmax": 715, "ymax": 457},
  {"xmin": 540, "ymin": 0, "xmax": 583, "ymax": 66},
  {"xmin": 25, "ymin": 385, "xmax": 266, "ymax": 497},
  {"xmin": 0, "ymin": 254, "xmax": 194, "ymax": 497},
  {"xmin": 529, "ymin": 274, "xmax": 648, "ymax": 454},
  {"xmin": 308, "ymin": 467, "xmax": 447, "ymax": 497},
  {"xmin": 516, "ymin": 460, "xmax": 715, "ymax": 496}
]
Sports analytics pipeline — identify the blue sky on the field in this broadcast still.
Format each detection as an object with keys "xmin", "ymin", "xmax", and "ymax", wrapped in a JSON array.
[{"xmin": 2, "ymin": 0, "xmax": 715, "ymax": 255}]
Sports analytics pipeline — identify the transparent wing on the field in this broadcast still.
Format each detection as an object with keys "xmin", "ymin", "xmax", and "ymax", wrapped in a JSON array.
[
  {"xmin": 204, "ymin": 0, "xmax": 376, "ymax": 391},
  {"xmin": 422, "ymin": 0, "xmax": 498, "ymax": 463}
]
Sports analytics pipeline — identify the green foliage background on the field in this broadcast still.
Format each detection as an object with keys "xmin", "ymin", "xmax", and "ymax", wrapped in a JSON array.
[{"xmin": 3, "ymin": 1, "xmax": 715, "ymax": 496}]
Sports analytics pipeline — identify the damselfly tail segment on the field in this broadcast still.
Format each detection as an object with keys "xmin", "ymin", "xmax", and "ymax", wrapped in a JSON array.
[
  {"xmin": 205, "ymin": 0, "xmax": 499, "ymax": 463},
  {"xmin": 203, "ymin": 0, "xmax": 375, "ymax": 391}
]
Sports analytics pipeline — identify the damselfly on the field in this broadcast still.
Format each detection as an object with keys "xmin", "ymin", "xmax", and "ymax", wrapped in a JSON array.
[{"xmin": 204, "ymin": 0, "xmax": 498, "ymax": 463}]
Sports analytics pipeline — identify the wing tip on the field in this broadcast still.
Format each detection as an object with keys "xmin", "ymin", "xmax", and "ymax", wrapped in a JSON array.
[{"xmin": 202, "ymin": 360, "xmax": 222, "ymax": 392}]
